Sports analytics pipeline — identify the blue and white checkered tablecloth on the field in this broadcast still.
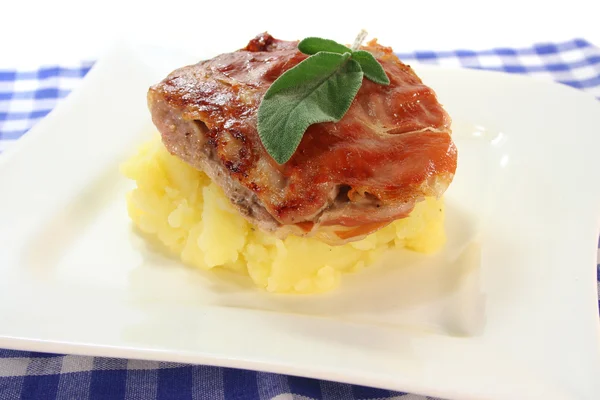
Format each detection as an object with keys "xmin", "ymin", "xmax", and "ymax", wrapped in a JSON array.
[{"xmin": 0, "ymin": 39, "xmax": 599, "ymax": 400}]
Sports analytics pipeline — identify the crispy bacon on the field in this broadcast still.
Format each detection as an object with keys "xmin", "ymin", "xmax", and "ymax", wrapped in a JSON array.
[{"xmin": 148, "ymin": 33, "xmax": 457, "ymax": 245}]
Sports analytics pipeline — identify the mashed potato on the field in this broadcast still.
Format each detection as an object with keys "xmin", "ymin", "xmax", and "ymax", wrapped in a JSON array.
[{"xmin": 121, "ymin": 137, "xmax": 446, "ymax": 293}]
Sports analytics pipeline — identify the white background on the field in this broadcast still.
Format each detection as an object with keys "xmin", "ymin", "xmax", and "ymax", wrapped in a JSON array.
[{"xmin": 2, "ymin": 0, "xmax": 600, "ymax": 68}]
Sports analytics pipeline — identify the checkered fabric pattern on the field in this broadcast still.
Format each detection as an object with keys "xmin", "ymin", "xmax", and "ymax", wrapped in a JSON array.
[{"xmin": 0, "ymin": 39, "xmax": 599, "ymax": 400}]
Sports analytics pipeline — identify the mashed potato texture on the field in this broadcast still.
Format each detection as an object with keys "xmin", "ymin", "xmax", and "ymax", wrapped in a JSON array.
[{"xmin": 122, "ymin": 137, "xmax": 446, "ymax": 293}]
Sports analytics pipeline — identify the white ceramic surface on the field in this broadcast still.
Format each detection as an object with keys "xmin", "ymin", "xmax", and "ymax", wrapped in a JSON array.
[{"xmin": 0, "ymin": 42, "xmax": 599, "ymax": 400}]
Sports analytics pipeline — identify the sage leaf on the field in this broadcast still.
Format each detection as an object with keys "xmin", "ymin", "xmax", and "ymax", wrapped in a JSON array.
[
  {"xmin": 352, "ymin": 50, "xmax": 390, "ymax": 85},
  {"xmin": 257, "ymin": 34, "xmax": 390, "ymax": 163},
  {"xmin": 257, "ymin": 52, "xmax": 363, "ymax": 164},
  {"xmin": 298, "ymin": 37, "xmax": 352, "ymax": 56}
]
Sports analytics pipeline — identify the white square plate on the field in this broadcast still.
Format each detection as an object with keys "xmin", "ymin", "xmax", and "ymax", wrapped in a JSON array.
[{"xmin": 1, "ymin": 41, "xmax": 600, "ymax": 400}]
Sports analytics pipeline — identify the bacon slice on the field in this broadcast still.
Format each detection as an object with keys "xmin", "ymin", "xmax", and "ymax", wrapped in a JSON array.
[{"xmin": 147, "ymin": 33, "xmax": 457, "ymax": 245}]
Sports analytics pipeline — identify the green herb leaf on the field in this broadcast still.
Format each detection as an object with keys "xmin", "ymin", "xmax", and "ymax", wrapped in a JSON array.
[
  {"xmin": 257, "ymin": 52, "xmax": 363, "ymax": 164},
  {"xmin": 299, "ymin": 38, "xmax": 390, "ymax": 85},
  {"xmin": 352, "ymin": 50, "xmax": 390, "ymax": 85},
  {"xmin": 298, "ymin": 37, "xmax": 352, "ymax": 56},
  {"xmin": 258, "ymin": 33, "xmax": 390, "ymax": 164}
]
